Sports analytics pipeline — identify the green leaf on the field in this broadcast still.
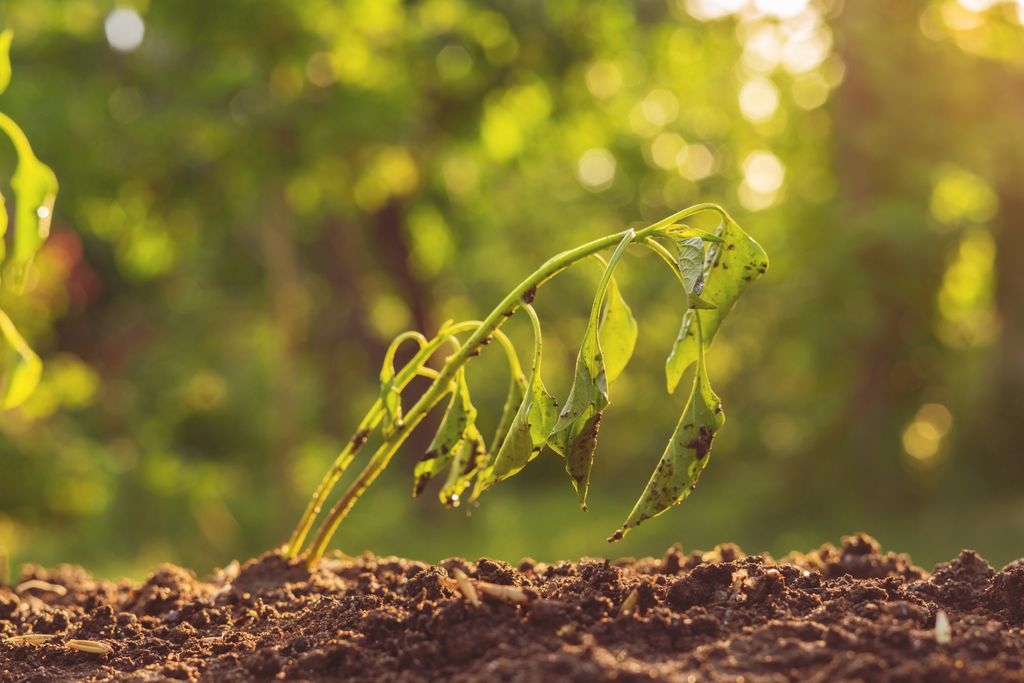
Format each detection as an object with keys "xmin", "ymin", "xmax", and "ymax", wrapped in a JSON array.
[
  {"xmin": 0, "ymin": 113, "xmax": 58, "ymax": 282},
  {"xmin": 439, "ymin": 424, "xmax": 487, "ymax": 507},
  {"xmin": 612, "ymin": 318, "xmax": 724, "ymax": 540},
  {"xmin": 412, "ymin": 368, "xmax": 477, "ymax": 496},
  {"xmin": 665, "ymin": 218, "xmax": 768, "ymax": 393},
  {"xmin": 675, "ymin": 236, "xmax": 705, "ymax": 296},
  {"xmin": 474, "ymin": 310, "xmax": 558, "ymax": 497},
  {"xmin": 9, "ymin": 152, "xmax": 57, "ymax": 283},
  {"xmin": 0, "ymin": 30, "xmax": 12, "ymax": 96},
  {"xmin": 598, "ymin": 275, "xmax": 637, "ymax": 385},
  {"xmin": 0, "ymin": 192, "xmax": 7, "ymax": 242},
  {"xmin": 548, "ymin": 229, "xmax": 634, "ymax": 508},
  {"xmin": 489, "ymin": 371, "xmax": 527, "ymax": 454},
  {"xmin": 0, "ymin": 307, "xmax": 41, "ymax": 409}
]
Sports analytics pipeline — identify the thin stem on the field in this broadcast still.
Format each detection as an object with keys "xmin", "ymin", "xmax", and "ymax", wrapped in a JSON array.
[
  {"xmin": 522, "ymin": 303, "xmax": 543, "ymax": 374},
  {"xmin": 0, "ymin": 112, "xmax": 33, "ymax": 161},
  {"xmin": 447, "ymin": 321, "xmax": 524, "ymax": 381},
  {"xmin": 283, "ymin": 332, "xmax": 449, "ymax": 557},
  {"xmin": 301, "ymin": 205, "xmax": 729, "ymax": 564},
  {"xmin": 640, "ymin": 236, "xmax": 686, "ymax": 289}
]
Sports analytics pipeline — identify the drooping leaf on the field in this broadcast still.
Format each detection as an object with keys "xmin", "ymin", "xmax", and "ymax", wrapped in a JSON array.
[
  {"xmin": 439, "ymin": 424, "xmax": 487, "ymax": 507},
  {"xmin": 611, "ymin": 318, "xmax": 724, "ymax": 540},
  {"xmin": 489, "ymin": 371, "xmax": 527, "ymax": 454},
  {"xmin": 598, "ymin": 275, "xmax": 637, "ymax": 385},
  {"xmin": 412, "ymin": 368, "xmax": 477, "ymax": 496},
  {"xmin": 548, "ymin": 229, "xmax": 634, "ymax": 508},
  {"xmin": 0, "ymin": 307, "xmax": 41, "ymax": 409},
  {"xmin": 474, "ymin": 311, "xmax": 558, "ymax": 497},
  {"xmin": 665, "ymin": 218, "xmax": 768, "ymax": 393},
  {"xmin": 0, "ymin": 30, "xmax": 12, "ymax": 96}
]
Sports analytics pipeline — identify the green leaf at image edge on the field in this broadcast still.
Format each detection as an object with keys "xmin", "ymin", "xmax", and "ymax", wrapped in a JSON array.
[
  {"xmin": 0, "ymin": 30, "xmax": 12, "ymax": 96},
  {"xmin": 0, "ymin": 307, "xmax": 42, "ymax": 409}
]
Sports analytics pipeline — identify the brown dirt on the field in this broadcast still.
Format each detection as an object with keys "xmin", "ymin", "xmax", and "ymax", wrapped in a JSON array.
[{"xmin": 1, "ymin": 533, "xmax": 1022, "ymax": 682}]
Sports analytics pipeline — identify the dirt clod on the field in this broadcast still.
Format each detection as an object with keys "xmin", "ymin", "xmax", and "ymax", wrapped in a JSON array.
[{"xmin": 1, "ymin": 534, "xmax": 1022, "ymax": 681}]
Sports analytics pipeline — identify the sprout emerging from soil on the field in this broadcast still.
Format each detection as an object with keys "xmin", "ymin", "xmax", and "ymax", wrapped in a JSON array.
[{"xmin": 286, "ymin": 203, "xmax": 768, "ymax": 566}]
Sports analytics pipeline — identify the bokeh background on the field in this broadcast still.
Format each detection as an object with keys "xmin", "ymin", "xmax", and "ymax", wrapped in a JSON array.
[{"xmin": 1, "ymin": 0, "xmax": 1022, "ymax": 580}]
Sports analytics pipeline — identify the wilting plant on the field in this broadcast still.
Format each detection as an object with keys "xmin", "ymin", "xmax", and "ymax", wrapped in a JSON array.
[
  {"xmin": 0, "ymin": 31, "xmax": 59, "ymax": 409},
  {"xmin": 287, "ymin": 202, "xmax": 767, "ymax": 566}
]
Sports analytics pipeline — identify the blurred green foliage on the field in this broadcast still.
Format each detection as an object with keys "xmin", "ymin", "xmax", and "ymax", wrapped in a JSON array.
[{"xmin": 1, "ymin": 0, "xmax": 1023, "ymax": 579}]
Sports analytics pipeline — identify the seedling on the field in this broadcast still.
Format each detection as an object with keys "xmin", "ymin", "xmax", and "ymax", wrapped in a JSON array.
[{"xmin": 286, "ymin": 203, "xmax": 767, "ymax": 566}]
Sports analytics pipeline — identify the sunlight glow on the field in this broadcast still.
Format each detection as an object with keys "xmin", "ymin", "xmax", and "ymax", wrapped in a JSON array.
[
  {"xmin": 585, "ymin": 61, "xmax": 623, "ymax": 99},
  {"xmin": 742, "ymin": 25, "xmax": 783, "ymax": 73},
  {"xmin": 577, "ymin": 148, "xmax": 617, "ymax": 190},
  {"xmin": 104, "ymin": 8, "xmax": 145, "ymax": 53},
  {"xmin": 684, "ymin": 0, "xmax": 747, "ymax": 22},
  {"xmin": 742, "ymin": 150, "xmax": 785, "ymax": 193},
  {"xmin": 650, "ymin": 133, "xmax": 686, "ymax": 170},
  {"xmin": 641, "ymin": 89, "xmax": 680, "ymax": 127},
  {"xmin": 937, "ymin": 227, "xmax": 998, "ymax": 348},
  {"xmin": 678, "ymin": 144, "xmax": 716, "ymax": 181},
  {"xmin": 903, "ymin": 404, "xmax": 953, "ymax": 461},
  {"xmin": 739, "ymin": 77, "xmax": 780, "ymax": 122},
  {"xmin": 754, "ymin": 0, "xmax": 810, "ymax": 19}
]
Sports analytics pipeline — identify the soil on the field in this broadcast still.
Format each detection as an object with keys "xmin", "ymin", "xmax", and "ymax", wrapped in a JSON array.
[{"xmin": 1, "ymin": 533, "xmax": 1022, "ymax": 682}]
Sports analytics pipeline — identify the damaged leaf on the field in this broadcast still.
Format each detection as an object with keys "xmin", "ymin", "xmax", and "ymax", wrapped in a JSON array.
[
  {"xmin": 413, "ymin": 368, "xmax": 477, "ymax": 496},
  {"xmin": 612, "ymin": 317, "xmax": 724, "ymax": 540},
  {"xmin": 440, "ymin": 424, "xmax": 487, "ymax": 507},
  {"xmin": 489, "ymin": 370, "xmax": 527, "ymax": 454},
  {"xmin": 666, "ymin": 218, "xmax": 768, "ymax": 393},
  {"xmin": 548, "ymin": 229, "xmax": 634, "ymax": 509},
  {"xmin": 474, "ymin": 307, "xmax": 558, "ymax": 496}
]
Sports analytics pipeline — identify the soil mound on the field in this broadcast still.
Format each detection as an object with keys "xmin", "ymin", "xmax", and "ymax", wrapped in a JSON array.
[{"xmin": 1, "ymin": 534, "xmax": 1022, "ymax": 681}]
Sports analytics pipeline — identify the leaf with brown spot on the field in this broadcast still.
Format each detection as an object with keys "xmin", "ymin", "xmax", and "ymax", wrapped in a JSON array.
[
  {"xmin": 614, "ymin": 316, "xmax": 724, "ymax": 540},
  {"xmin": 548, "ymin": 230, "xmax": 634, "ymax": 509},
  {"xmin": 665, "ymin": 218, "xmax": 767, "ymax": 393},
  {"xmin": 412, "ymin": 368, "xmax": 477, "ymax": 496},
  {"xmin": 473, "ymin": 310, "xmax": 558, "ymax": 497}
]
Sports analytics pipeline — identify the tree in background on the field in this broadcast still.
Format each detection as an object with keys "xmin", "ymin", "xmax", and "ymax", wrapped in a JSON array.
[{"xmin": 0, "ymin": 0, "xmax": 1020, "ymax": 577}]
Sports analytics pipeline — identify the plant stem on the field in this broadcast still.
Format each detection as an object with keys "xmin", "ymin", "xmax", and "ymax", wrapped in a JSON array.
[
  {"xmin": 640, "ymin": 237, "xmax": 686, "ymax": 289},
  {"xmin": 283, "ymin": 334, "xmax": 449, "ymax": 557},
  {"xmin": 301, "ymin": 205, "xmax": 728, "ymax": 565}
]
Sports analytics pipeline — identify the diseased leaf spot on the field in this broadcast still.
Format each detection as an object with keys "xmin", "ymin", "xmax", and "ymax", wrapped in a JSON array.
[{"xmin": 685, "ymin": 425, "xmax": 714, "ymax": 461}]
